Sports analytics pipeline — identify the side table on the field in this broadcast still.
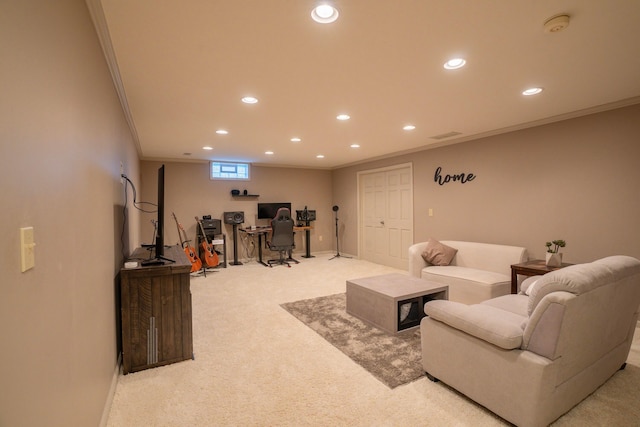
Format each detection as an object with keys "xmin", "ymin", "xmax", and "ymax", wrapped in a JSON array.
[{"xmin": 510, "ymin": 259, "xmax": 573, "ymax": 294}]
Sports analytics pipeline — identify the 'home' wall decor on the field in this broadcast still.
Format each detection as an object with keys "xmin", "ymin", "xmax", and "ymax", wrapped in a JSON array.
[{"xmin": 434, "ymin": 166, "xmax": 476, "ymax": 185}]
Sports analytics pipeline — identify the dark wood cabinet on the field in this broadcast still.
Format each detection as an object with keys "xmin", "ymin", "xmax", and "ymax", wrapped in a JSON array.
[{"xmin": 120, "ymin": 245, "xmax": 193, "ymax": 374}]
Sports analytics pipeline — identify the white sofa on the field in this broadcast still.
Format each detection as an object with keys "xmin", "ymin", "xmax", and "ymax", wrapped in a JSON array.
[
  {"xmin": 421, "ymin": 255, "xmax": 640, "ymax": 427},
  {"xmin": 409, "ymin": 240, "xmax": 528, "ymax": 304}
]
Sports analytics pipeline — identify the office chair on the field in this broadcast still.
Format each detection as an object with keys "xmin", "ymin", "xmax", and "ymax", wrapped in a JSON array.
[{"xmin": 267, "ymin": 207, "xmax": 297, "ymax": 267}]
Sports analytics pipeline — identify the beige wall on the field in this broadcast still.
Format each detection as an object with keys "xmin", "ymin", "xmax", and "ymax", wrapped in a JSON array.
[
  {"xmin": 1, "ymin": 2, "xmax": 638, "ymax": 425},
  {"xmin": 139, "ymin": 161, "xmax": 334, "ymax": 258},
  {"xmin": 0, "ymin": 1, "xmax": 139, "ymax": 426},
  {"xmin": 332, "ymin": 104, "xmax": 640, "ymax": 263}
]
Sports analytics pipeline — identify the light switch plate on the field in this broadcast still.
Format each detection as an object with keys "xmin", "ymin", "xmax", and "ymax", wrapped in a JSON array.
[{"xmin": 20, "ymin": 227, "xmax": 35, "ymax": 272}]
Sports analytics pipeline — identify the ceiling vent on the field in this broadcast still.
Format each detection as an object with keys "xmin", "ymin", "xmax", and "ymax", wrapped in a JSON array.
[{"xmin": 429, "ymin": 131, "xmax": 462, "ymax": 140}]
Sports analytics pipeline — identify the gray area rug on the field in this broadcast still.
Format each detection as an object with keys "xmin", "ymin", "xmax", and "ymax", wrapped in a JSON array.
[{"xmin": 281, "ymin": 293, "xmax": 423, "ymax": 389}]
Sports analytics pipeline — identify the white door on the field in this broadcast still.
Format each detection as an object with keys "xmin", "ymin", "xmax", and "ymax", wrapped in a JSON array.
[{"xmin": 359, "ymin": 164, "xmax": 413, "ymax": 269}]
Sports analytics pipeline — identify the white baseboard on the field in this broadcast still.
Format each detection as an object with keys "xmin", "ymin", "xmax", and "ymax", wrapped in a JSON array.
[{"xmin": 99, "ymin": 352, "xmax": 122, "ymax": 427}]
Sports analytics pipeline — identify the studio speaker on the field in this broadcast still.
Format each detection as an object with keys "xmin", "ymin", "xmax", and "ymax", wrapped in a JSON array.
[{"xmin": 223, "ymin": 211, "xmax": 244, "ymax": 224}]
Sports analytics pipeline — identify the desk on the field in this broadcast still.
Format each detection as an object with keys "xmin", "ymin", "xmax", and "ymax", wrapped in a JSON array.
[
  {"xmin": 298, "ymin": 225, "xmax": 314, "ymax": 258},
  {"xmin": 240, "ymin": 226, "xmax": 310, "ymax": 266},
  {"xmin": 510, "ymin": 259, "xmax": 573, "ymax": 293}
]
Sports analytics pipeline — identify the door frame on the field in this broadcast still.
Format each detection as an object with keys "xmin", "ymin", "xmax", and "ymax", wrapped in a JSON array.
[{"xmin": 356, "ymin": 162, "xmax": 414, "ymax": 266}]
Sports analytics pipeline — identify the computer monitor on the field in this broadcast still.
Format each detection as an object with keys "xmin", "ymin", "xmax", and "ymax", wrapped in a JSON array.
[
  {"xmin": 257, "ymin": 202, "xmax": 291, "ymax": 219},
  {"xmin": 296, "ymin": 208, "xmax": 316, "ymax": 222}
]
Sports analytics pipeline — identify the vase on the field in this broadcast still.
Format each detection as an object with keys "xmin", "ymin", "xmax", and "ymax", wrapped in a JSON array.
[{"xmin": 546, "ymin": 252, "xmax": 562, "ymax": 267}]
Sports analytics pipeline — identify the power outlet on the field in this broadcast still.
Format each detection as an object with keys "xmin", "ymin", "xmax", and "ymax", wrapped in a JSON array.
[
  {"xmin": 120, "ymin": 162, "xmax": 124, "ymax": 185},
  {"xmin": 319, "ymin": 235, "xmax": 323, "ymax": 242}
]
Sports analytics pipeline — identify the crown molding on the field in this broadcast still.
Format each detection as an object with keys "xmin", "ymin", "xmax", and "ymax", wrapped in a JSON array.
[{"xmin": 85, "ymin": 0, "xmax": 141, "ymax": 155}]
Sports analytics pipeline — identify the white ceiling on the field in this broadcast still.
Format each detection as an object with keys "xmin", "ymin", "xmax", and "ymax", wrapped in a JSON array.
[{"xmin": 93, "ymin": 0, "xmax": 640, "ymax": 169}]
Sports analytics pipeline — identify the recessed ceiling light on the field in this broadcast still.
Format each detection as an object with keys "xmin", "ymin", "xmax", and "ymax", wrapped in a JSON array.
[
  {"xmin": 522, "ymin": 87, "xmax": 543, "ymax": 96},
  {"xmin": 241, "ymin": 96, "xmax": 258, "ymax": 104},
  {"xmin": 265, "ymin": 151, "xmax": 274, "ymax": 155},
  {"xmin": 316, "ymin": 154, "xmax": 325, "ymax": 159},
  {"xmin": 291, "ymin": 137, "xmax": 301, "ymax": 142},
  {"xmin": 403, "ymin": 125, "xmax": 416, "ymax": 131},
  {"xmin": 337, "ymin": 114, "xmax": 350, "ymax": 121},
  {"xmin": 215, "ymin": 129, "xmax": 228, "ymax": 135},
  {"xmin": 350, "ymin": 144, "xmax": 360, "ymax": 148},
  {"xmin": 203, "ymin": 146, "xmax": 213, "ymax": 150},
  {"xmin": 444, "ymin": 58, "xmax": 466, "ymax": 70},
  {"xmin": 311, "ymin": 3, "xmax": 339, "ymax": 24}
]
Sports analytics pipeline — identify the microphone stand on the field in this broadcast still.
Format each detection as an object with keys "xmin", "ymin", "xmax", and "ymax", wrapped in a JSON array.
[{"xmin": 329, "ymin": 208, "xmax": 351, "ymax": 260}]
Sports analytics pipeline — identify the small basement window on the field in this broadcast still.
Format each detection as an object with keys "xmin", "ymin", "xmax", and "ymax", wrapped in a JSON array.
[{"xmin": 210, "ymin": 161, "xmax": 250, "ymax": 181}]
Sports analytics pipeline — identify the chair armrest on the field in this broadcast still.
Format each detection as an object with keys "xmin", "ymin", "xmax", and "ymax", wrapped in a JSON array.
[
  {"xmin": 424, "ymin": 300, "xmax": 525, "ymax": 349},
  {"xmin": 408, "ymin": 242, "xmax": 430, "ymax": 277}
]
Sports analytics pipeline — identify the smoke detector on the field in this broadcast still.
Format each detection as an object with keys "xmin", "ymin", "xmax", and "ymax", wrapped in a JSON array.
[{"xmin": 544, "ymin": 14, "xmax": 570, "ymax": 33}]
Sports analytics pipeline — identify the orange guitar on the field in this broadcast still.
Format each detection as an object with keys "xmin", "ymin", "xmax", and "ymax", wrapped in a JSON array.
[
  {"xmin": 196, "ymin": 217, "xmax": 219, "ymax": 268},
  {"xmin": 172, "ymin": 212, "xmax": 202, "ymax": 273}
]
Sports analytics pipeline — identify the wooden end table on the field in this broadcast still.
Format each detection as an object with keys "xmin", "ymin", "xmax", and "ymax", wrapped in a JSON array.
[{"xmin": 510, "ymin": 259, "xmax": 573, "ymax": 294}]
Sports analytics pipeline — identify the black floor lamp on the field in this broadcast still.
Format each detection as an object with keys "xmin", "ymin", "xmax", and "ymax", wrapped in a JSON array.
[{"xmin": 329, "ymin": 205, "xmax": 351, "ymax": 260}]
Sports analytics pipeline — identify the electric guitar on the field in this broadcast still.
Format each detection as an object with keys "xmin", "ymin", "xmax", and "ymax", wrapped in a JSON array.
[
  {"xmin": 195, "ymin": 216, "xmax": 219, "ymax": 268},
  {"xmin": 172, "ymin": 212, "xmax": 202, "ymax": 273}
]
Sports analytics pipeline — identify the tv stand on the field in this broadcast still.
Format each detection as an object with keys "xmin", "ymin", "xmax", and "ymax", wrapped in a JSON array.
[{"xmin": 120, "ymin": 245, "xmax": 193, "ymax": 374}]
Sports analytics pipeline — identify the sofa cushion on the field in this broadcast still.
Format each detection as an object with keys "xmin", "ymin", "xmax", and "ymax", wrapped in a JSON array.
[
  {"xmin": 481, "ymin": 294, "xmax": 529, "ymax": 318},
  {"xmin": 422, "ymin": 266, "xmax": 512, "ymax": 304},
  {"xmin": 439, "ymin": 241, "xmax": 528, "ymax": 275},
  {"xmin": 425, "ymin": 299, "xmax": 524, "ymax": 349},
  {"xmin": 421, "ymin": 238, "xmax": 458, "ymax": 266},
  {"xmin": 423, "ymin": 266, "xmax": 510, "ymax": 285}
]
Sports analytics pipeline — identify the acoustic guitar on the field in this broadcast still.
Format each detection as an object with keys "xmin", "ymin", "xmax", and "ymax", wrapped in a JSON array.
[
  {"xmin": 172, "ymin": 212, "xmax": 202, "ymax": 273},
  {"xmin": 195, "ymin": 216, "xmax": 219, "ymax": 268}
]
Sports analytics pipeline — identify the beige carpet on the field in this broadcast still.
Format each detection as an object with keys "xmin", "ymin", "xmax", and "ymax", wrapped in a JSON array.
[{"xmin": 107, "ymin": 253, "xmax": 640, "ymax": 426}]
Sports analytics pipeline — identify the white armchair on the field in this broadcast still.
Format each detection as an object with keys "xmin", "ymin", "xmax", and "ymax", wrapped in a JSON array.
[{"xmin": 421, "ymin": 255, "xmax": 640, "ymax": 427}]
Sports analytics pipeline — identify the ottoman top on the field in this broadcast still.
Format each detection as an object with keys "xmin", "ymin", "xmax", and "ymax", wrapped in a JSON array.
[{"xmin": 347, "ymin": 273, "xmax": 447, "ymax": 299}]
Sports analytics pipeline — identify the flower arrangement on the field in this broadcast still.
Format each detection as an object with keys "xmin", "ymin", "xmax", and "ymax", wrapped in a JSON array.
[{"xmin": 545, "ymin": 240, "xmax": 566, "ymax": 254}]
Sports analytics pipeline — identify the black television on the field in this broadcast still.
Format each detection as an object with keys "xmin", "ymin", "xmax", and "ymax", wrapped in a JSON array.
[
  {"xmin": 142, "ymin": 164, "xmax": 172, "ymax": 265},
  {"xmin": 155, "ymin": 164, "xmax": 165, "ymax": 258},
  {"xmin": 257, "ymin": 202, "xmax": 291, "ymax": 219}
]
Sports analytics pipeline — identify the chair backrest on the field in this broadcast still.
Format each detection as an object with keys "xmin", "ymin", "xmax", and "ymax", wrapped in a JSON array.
[
  {"xmin": 523, "ymin": 255, "xmax": 640, "ymax": 381},
  {"xmin": 270, "ymin": 207, "xmax": 294, "ymax": 250}
]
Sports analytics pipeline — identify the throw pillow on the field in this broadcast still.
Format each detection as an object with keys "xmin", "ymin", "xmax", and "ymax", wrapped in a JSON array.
[{"xmin": 421, "ymin": 238, "xmax": 457, "ymax": 266}]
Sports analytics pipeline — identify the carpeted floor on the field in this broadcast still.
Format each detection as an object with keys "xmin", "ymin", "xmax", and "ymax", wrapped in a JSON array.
[
  {"xmin": 281, "ymin": 293, "xmax": 423, "ymax": 389},
  {"xmin": 106, "ymin": 252, "xmax": 640, "ymax": 426}
]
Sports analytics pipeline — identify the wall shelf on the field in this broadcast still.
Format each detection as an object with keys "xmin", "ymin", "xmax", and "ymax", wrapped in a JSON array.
[{"xmin": 232, "ymin": 194, "xmax": 259, "ymax": 198}]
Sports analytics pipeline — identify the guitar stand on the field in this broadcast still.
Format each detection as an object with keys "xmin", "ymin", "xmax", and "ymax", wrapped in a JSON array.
[{"xmin": 198, "ymin": 266, "xmax": 220, "ymax": 277}]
